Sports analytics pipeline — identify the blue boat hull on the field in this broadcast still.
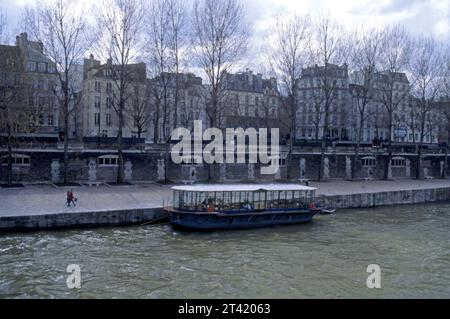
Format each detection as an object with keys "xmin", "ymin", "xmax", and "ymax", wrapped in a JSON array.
[{"xmin": 169, "ymin": 210, "xmax": 317, "ymax": 231}]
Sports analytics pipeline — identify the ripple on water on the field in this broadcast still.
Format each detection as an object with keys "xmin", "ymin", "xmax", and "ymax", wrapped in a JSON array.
[{"xmin": 0, "ymin": 203, "xmax": 450, "ymax": 298}]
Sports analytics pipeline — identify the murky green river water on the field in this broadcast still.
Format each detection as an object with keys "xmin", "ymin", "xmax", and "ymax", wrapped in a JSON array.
[{"xmin": 0, "ymin": 203, "xmax": 449, "ymax": 298}]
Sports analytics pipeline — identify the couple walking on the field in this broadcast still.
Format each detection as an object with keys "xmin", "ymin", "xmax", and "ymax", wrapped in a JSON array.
[{"xmin": 66, "ymin": 189, "xmax": 77, "ymax": 207}]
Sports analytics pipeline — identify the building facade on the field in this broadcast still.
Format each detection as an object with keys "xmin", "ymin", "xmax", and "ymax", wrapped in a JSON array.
[
  {"xmin": 0, "ymin": 32, "xmax": 59, "ymax": 140},
  {"xmin": 295, "ymin": 63, "xmax": 351, "ymax": 141},
  {"xmin": 80, "ymin": 55, "xmax": 148, "ymax": 140},
  {"xmin": 220, "ymin": 69, "xmax": 281, "ymax": 130}
]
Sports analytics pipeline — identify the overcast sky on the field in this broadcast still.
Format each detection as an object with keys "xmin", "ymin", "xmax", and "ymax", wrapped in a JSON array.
[{"xmin": 1, "ymin": 0, "xmax": 449, "ymax": 72}]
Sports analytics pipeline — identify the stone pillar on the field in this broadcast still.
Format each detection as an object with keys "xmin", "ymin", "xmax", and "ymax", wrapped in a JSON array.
[
  {"xmin": 387, "ymin": 162, "xmax": 393, "ymax": 180},
  {"xmin": 405, "ymin": 159, "xmax": 411, "ymax": 178},
  {"xmin": 88, "ymin": 159, "xmax": 97, "ymax": 182},
  {"xmin": 248, "ymin": 163, "xmax": 255, "ymax": 180},
  {"xmin": 219, "ymin": 163, "xmax": 227, "ymax": 182},
  {"xmin": 423, "ymin": 167, "xmax": 429, "ymax": 179},
  {"xmin": 51, "ymin": 159, "xmax": 61, "ymax": 183},
  {"xmin": 299, "ymin": 158, "xmax": 306, "ymax": 180},
  {"xmin": 366, "ymin": 167, "xmax": 374, "ymax": 180},
  {"xmin": 323, "ymin": 157, "xmax": 330, "ymax": 180},
  {"xmin": 157, "ymin": 158, "xmax": 165, "ymax": 181},
  {"xmin": 345, "ymin": 156, "xmax": 352, "ymax": 180},
  {"xmin": 124, "ymin": 161, "xmax": 133, "ymax": 181},
  {"xmin": 440, "ymin": 161, "xmax": 444, "ymax": 177}
]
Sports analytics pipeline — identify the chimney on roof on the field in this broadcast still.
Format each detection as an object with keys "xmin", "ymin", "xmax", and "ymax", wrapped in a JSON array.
[
  {"xmin": 35, "ymin": 41, "xmax": 44, "ymax": 53},
  {"xmin": 15, "ymin": 32, "xmax": 28, "ymax": 49}
]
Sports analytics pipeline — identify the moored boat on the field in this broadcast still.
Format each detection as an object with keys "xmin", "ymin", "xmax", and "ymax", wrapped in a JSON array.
[{"xmin": 164, "ymin": 184, "xmax": 321, "ymax": 230}]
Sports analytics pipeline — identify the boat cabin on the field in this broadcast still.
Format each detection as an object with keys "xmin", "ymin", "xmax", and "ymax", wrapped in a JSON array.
[{"xmin": 171, "ymin": 184, "xmax": 317, "ymax": 213}]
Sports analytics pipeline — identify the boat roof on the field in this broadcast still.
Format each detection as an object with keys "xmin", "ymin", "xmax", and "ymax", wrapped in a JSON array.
[{"xmin": 172, "ymin": 184, "xmax": 317, "ymax": 192}]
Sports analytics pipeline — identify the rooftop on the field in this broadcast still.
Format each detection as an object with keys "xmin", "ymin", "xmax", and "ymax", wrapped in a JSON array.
[{"xmin": 172, "ymin": 184, "xmax": 317, "ymax": 192}]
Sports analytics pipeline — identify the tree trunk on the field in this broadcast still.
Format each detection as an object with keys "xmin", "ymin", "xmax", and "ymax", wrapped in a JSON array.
[
  {"xmin": 416, "ymin": 135, "xmax": 424, "ymax": 180},
  {"xmin": 6, "ymin": 120, "xmax": 13, "ymax": 187},
  {"xmin": 352, "ymin": 125, "xmax": 363, "ymax": 180},
  {"xmin": 63, "ymin": 100, "xmax": 69, "ymax": 185},
  {"xmin": 154, "ymin": 100, "xmax": 160, "ymax": 143},
  {"xmin": 384, "ymin": 113, "xmax": 393, "ymax": 180},
  {"xmin": 442, "ymin": 139, "xmax": 448, "ymax": 179},
  {"xmin": 319, "ymin": 107, "xmax": 329, "ymax": 181},
  {"xmin": 117, "ymin": 100, "xmax": 124, "ymax": 184}
]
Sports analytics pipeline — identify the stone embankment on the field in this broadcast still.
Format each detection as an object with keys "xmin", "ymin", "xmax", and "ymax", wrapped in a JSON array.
[{"xmin": 1, "ymin": 180, "xmax": 449, "ymax": 231}]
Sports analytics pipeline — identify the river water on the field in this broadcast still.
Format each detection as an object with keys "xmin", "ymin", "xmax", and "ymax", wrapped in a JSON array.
[{"xmin": 0, "ymin": 203, "xmax": 449, "ymax": 298}]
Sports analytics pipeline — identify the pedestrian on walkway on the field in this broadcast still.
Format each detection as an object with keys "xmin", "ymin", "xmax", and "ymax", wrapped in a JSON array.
[
  {"xmin": 69, "ymin": 189, "xmax": 77, "ymax": 207},
  {"xmin": 66, "ymin": 190, "xmax": 72, "ymax": 207}
]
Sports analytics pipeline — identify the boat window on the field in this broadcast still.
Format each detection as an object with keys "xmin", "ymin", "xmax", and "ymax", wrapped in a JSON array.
[
  {"xmin": 173, "ymin": 190, "xmax": 179, "ymax": 208},
  {"xmin": 266, "ymin": 191, "xmax": 274, "ymax": 209},
  {"xmin": 216, "ymin": 192, "xmax": 224, "ymax": 210},
  {"xmin": 286, "ymin": 191, "xmax": 293, "ymax": 208}
]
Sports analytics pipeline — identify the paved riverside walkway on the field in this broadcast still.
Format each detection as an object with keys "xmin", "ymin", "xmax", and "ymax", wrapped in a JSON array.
[{"xmin": 2, "ymin": 179, "xmax": 450, "ymax": 217}]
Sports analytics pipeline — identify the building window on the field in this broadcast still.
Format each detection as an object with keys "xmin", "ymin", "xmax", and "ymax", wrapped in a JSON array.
[
  {"xmin": 94, "ymin": 113, "xmax": 100, "ymax": 126},
  {"xmin": 97, "ymin": 155, "xmax": 118, "ymax": 167},
  {"xmin": 106, "ymin": 113, "xmax": 112, "ymax": 126},
  {"xmin": 95, "ymin": 81, "xmax": 101, "ymax": 92},
  {"xmin": 1, "ymin": 154, "xmax": 31, "ymax": 166},
  {"xmin": 38, "ymin": 63, "xmax": 47, "ymax": 73},
  {"xmin": 106, "ymin": 97, "xmax": 112, "ymax": 108},
  {"xmin": 95, "ymin": 96, "xmax": 101, "ymax": 108},
  {"xmin": 38, "ymin": 97, "xmax": 45, "ymax": 107},
  {"xmin": 28, "ymin": 62, "xmax": 36, "ymax": 72},
  {"xmin": 362, "ymin": 157, "xmax": 376, "ymax": 167},
  {"xmin": 47, "ymin": 115, "xmax": 54, "ymax": 126},
  {"xmin": 106, "ymin": 82, "xmax": 112, "ymax": 93}
]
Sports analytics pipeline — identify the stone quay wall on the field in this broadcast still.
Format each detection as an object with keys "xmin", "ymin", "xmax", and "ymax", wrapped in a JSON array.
[
  {"xmin": 317, "ymin": 187, "xmax": 450, "ymax": 209},
  {"xmin": 1, "ymin": 148, "xmax": 449, "ymax": 183},
  {"xmin": 1, "ymin": 185, "xmax": 449, "ymax": 231},
  {"xmin": 0, "ymin": 208, "xmax": 167, "ymax": 231}
]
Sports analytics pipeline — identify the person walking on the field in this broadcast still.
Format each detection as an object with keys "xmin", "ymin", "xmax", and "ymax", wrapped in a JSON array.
[
  {"xmin": 66, "ymin": 190, "xmax": 72, "ymax": 207},
  {"xmin": 69, "ymin": 189, "xmax": 77, "ymax": 207}
]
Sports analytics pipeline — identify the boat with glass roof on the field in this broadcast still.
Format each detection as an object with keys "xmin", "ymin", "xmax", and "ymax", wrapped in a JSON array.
[{"xmin": 165, "ymin": 184, "xmax": 321, "ymax": 230}]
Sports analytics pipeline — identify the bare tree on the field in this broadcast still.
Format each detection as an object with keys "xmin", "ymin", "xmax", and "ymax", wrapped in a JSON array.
[
  {"xmin": 167, "ymin": 0, "xmax": 188, "ymax": 129},
  {"xmin": 145, "ymin": 0, "xmax": 187, "ymax": 143},
  {"xmin": 97, "ymin": 0, "xmax": 144, "ymax": 183},
  {"xmin": 309, "ymin": 13, "xmax": 350, "ymax": 180},
  {"xmin": 0, "ymin": 45, "xmax": 26, "ymax": 186},
  {"xmin": 266, "ymin": 13, "xmax": 310, "ymax": 179},
  {"xmin": 191, "ymin": 0, "xmax": 249, "ymax": 128},
  {"xmin": 378, "ymin": 24, "xmax": 411, "ymax": 179},
  {"xmin": 0, "ymin": 8, "xmax": 7, "ymax": 43},
  {"xmin": 146, "ymin": 0, "xmax": 171, "ymax": 142},
  {"xmin": 127, "ymin": 84, "xmax": 151, "ymax": 139},
  {"xmin": 408, "ymin": 36, "xmax": 445, "ymax": 179},
  {"xmin": 440, "ymin": 48, "xmax": 450, "ymax": 179},
  {"xmin": 23, "ymin": 0, "xmax": 92, "ymax": 184},
  {"xmin": 349, "ymin": 26, "xmax": 384, "ymax": 179},
  {"xmin": 191, "ymin": 0, "xmax": 248, "ymax": 180}
]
